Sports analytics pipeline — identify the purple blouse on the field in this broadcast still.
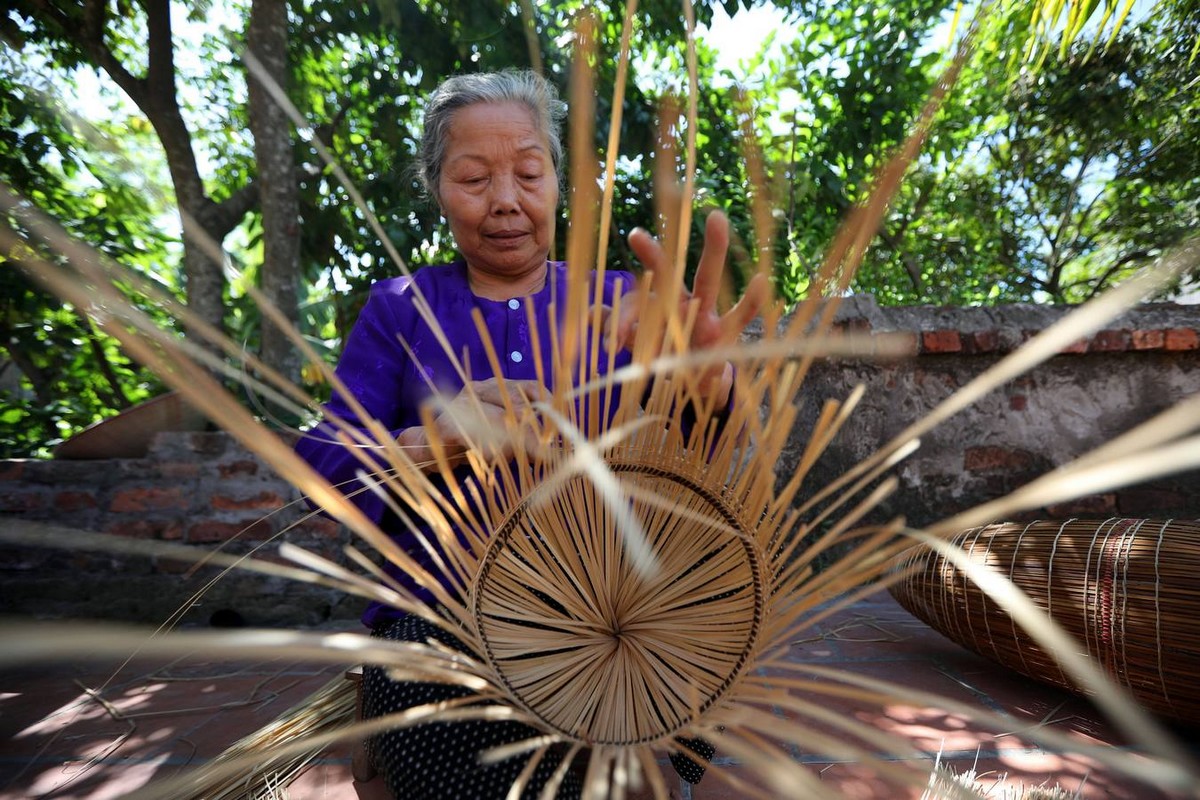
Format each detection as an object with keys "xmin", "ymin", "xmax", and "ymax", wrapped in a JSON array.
[{"xmin": 295, "ymin": 261, "xmax": 635, "ymax": 627}]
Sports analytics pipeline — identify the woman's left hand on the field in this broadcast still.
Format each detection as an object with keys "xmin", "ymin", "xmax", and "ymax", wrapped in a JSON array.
[{"xmin": 612, "ymin": 210, "xmax": 769, "ymax": 405}]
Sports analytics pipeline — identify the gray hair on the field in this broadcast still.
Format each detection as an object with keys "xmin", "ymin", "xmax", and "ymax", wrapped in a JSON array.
[{"xmin": 417, "ymin": 69, "xmax": 567, "ymax": 198}]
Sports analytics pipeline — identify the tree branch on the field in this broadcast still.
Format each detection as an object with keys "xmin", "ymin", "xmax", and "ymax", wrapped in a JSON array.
[
  {"xmin": 80, "ymin": 0, "xmax": 145, "ymax": 104},
  {"xmin": 207, "ymin": 180, "xmax": 261, "ymax": 234},
  {"xmin": 1070, "ymin": 174, "xmax": 1109, "ymax": 248},
  {"xmin": 1078, "ymin": 248, "xmax": 1154, "ymax": 301},
  {"xmin": 1049, "ymin": 146, "xmax": 1096, "ymax": 255},
  {"xmin": 312, "ymin": 102, "xmax": 353, "ymax": 150},
  {"xmin": 143, "ymin": 0, "xmax": 176, "ymax": 98},
  {"xmin": 79, "ymin": 311, "xmax": 130, "ymax": 409},
  {"xmin": 877, "ymin": 226, "xmax": 924, "ymax": 294},
  {"xmin": 22, "ymin": 0, "xmax": 146, "ymax": 104},
  {"xmin": 1, "ymin": 341, "xmax": 53, "ymax": 406}
]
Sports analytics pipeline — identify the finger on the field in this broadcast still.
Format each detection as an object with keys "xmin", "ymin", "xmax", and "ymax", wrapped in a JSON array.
[
  {"xmin": 628, "ymin": 227, "xmax": 670, "ymax": 290},
  {"xmin": 627, "ymin": 227, "xmax": 664, "ymax": 270},
  {"xmin": 590, "ymin": 302, "xmax": 618, "ymax": 351},
  {"xmin": 611, "ymin": 297, "xmax": 641, "ymax": 352},
  {"xmin": 510, "ymin": 380, "xmax": 550, "ymax": 404},
  {"xmin": 469, "ymin": 378, "xmax": 538, "ymax": 408},
  {"xmin": 590, "ymin": 303, "xmax": 613, "ymax": 323},
  {"xmin": 467, "ymin": 377, "xmax": 505, "ymax": 406},
  {"xmin": 609, "ymin": 270, "xmax": 651, "ymax": 352},
  {"xmin": 718, "ymin": 271, "xmax": 770, "ymax": 344},
  {"xmin": 691, "ymin": 210, "xmax": 730, "ymax": 315}
]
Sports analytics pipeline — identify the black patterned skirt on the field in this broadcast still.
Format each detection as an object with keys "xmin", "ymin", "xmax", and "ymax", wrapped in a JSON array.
[{"xmin": 363, "ymin": 615, "xmax": 711, "ymax": 799}]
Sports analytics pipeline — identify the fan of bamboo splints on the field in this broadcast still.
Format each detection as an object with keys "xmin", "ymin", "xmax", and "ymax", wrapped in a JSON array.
[
  {"xmin": 5, "ymin": 5, "xmax": 1200, "ymax": 800},
  {"xmin": 308, "ymin": 15, "xmax": 918, "ymax": 765}
]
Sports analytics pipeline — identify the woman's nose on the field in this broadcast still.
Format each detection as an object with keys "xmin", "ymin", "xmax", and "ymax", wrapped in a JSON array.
[{"xmin": 490, "ymin": 174, "xmax": 519, "ymax": 214}]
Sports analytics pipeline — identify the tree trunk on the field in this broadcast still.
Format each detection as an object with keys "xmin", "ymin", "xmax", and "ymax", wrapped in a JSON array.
[
  {"xmin": 138, "ymin": 0, "xmax": 232, "ymax": 342},
  {"xmin": 248, "ymin": 0, "xmax": 302, "ymax": 385},
  {"xmin": 30, "ymin": 0, "xmax": 261, "ymax": 346}
]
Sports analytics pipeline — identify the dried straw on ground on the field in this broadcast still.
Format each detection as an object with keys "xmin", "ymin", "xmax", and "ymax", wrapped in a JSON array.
[
  {"xmin": 3, "ymin": 4, "xmax": 1200, "ymax": 800},
  {"xmin": 891, "ymin": 518, "xmax": 1200, "ymax": 723},
  {"xmin": 194, "ymin": 675, "xmax": 356, "ymax": 800}
]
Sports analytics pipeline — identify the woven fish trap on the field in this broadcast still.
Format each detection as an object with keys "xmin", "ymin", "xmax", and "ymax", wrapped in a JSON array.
[
  {"xmin": 890, "ymin": 519, "xmax": 1200, "ymax": 722},
  {"xmin": 472, "ymin": 451, "xmax": 766, "ymax": 747}
]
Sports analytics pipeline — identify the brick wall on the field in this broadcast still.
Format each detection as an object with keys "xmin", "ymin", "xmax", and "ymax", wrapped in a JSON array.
[
  {"xmin": 0, "ymin": 432, "xmax": 359, "ymax": 627},
  {"xmin": 785, "ymin": 297, "xmax": 1200, "ymax": 529},
  {"xmin": 2, "ymin": 299, "xmax": 1197, "ymax": 626}
]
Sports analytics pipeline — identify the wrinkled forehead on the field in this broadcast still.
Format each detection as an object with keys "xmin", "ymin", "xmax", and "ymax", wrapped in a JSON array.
[{"xmin": 442, "ymin": 102, "xmax": 552, "ymax": 163}]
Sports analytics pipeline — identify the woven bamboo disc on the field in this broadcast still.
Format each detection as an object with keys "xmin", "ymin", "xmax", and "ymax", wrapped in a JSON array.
[
  {"xmin": 472, "ymin": 450, "xmax": 765, "ymax": 746},
  {"xmin": 890, "ymin": 519, "xmax": 1200, "ymax": 722}
]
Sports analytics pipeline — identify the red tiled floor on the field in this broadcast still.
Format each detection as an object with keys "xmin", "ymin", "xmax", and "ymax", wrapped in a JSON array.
[
  {"xmin": 0, "ymin": 658, "xmax": 356, "ymax": 800},
  {"xmin": 285, "ymin": 763, "xmax": 390, "ymax": 799},
  {"xmin": 3, "ymin": 594, "xmax": 1197, "ymax": 799}
]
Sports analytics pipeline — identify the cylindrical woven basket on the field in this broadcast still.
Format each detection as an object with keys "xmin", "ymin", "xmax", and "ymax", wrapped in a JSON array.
[{"xmin": 890, "ymin": 519, "xmax": 1200, "ymax": 723}]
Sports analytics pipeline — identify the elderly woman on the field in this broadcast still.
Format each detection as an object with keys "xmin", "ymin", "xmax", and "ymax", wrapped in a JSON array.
[{"xmin": 297, "ymin": 69, "xmax": 765, "ymax": 799}]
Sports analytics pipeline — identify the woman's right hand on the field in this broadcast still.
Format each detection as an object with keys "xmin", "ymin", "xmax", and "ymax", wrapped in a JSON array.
[
  {"xmin": 399, "ymin": 378, "xmax": 547, "ymax": 467},
  {"xmin": 612, "ymin": 210, "xmax": 768, "ymax": 406}
]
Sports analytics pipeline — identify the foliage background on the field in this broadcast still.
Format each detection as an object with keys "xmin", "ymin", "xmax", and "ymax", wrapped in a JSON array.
[{"xmin": 1, "ymin": 0, "xmax": 1197, "ymax": 456}]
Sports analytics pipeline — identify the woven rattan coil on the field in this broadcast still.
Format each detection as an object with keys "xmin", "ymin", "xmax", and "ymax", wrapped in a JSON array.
[{"xmin": 890, "ymin": 519, "xmax": 1200, "ymax": 722}]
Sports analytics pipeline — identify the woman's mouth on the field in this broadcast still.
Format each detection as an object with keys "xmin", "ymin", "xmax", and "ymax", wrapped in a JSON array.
[{"xmin": 486, "ymin": 230, "xmax": 529, "ymax": 245}]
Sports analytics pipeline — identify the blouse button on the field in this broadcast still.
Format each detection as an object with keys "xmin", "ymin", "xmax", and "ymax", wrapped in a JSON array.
[
  {"xmin": 510, "ymin": 351, "xmax": 523, "ymax": 363},
  {"xmin": 508, "ymin": 298, "xmax": 520, "ymax": 310}
]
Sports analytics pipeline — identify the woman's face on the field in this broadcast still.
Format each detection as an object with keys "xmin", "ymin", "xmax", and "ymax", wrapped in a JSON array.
[{"xmin": 437, "ymin": 101, "xmax": 559, "ymax": 283}]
